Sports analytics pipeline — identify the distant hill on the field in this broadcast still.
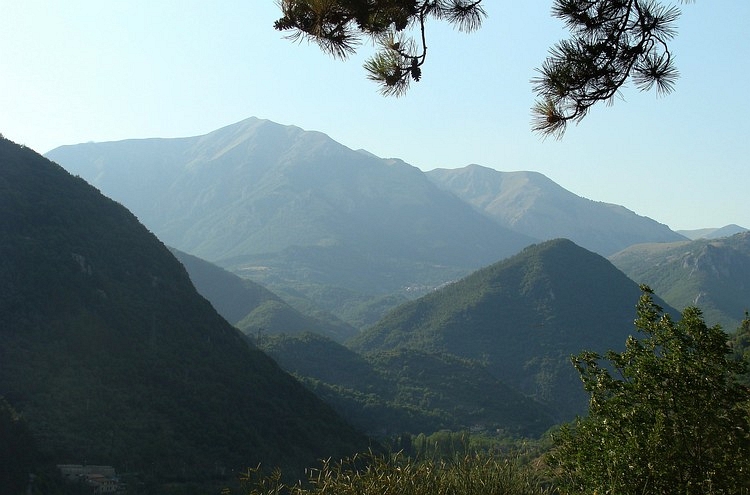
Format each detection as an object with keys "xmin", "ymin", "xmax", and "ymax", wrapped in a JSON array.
[
  {"xmin": 609, "ymin": 232, "xmax": 750, "ymax": 330},
  {"xmin": 426, "ymin": 164, "xmax": 686, "ymax": 256},
  {"xmin": 260, "ymin": 333, "xmax": 555, "ymax": 438},
  {"xmin": 677, "ymin": 224, "xmax": 748, "ymax": 240},
  {"xmin": 47, "ymin": 118, "xmax": 535, "ymax": 309},
  {"xmin": 0, "ymin": 138, "xmax": 370, "ymax": 485},
  {"xmin": 350, "ymin": 239, "xmax": 674, "ymax": 421},
  {"xmin": 171, "ymin": 248, "xmax": 358, "ymax": 342}
]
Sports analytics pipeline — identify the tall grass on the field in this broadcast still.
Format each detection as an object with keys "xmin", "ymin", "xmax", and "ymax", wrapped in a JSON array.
[{"xmin": 236, "ymin": 451, "xmax": 552, "ymax": 495}]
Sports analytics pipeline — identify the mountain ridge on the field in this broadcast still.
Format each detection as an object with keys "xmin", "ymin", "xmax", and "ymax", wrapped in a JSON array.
[
  {"xmin": 426, "ymin": 164, "xmax": 686, "ymax": 256},
  {"xmin": 677, "ymin": 224, "xmax": 748, "ymax": 240},
  {"xmin": 48, "ymin": 118, "xmax": 533, "ymax": 266}
]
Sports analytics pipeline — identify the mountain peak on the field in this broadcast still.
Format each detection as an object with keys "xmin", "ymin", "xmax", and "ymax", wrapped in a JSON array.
[
  {"xmin": 47, "ymin": 123, "xmax": 534, "ymax": 297},
  {"xmin": 351, "ymin": 238, "xmax": 662, "ymax": 420}
]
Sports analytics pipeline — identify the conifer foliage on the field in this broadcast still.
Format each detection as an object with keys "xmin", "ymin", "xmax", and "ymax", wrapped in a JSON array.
[
  {"xmin": 549, "ymin": 286, "xmax": 750, "ymax": 495},
  {"xmin": 532, "ymin": 0, "xmax": 688, "ymax": 138},
  {"xmin": 275, "ymin": 1, "xmax": 692, "ymax": 137},
  {"xmin": 274, "ymin": 1, "xmax": 486, "ymax": 96}
]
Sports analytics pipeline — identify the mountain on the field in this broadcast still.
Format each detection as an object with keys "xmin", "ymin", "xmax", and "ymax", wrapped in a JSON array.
[
  {"xmin": 349, "ymin": 239, "xmax": 674, "ymax": 421},
  {"xmin": 259, "ymin": 333, "xmax": 555, "ymax": 438},
  {"xmin": 609, "ymin": 231, "xmax": 750, "ymax": 330},
  {"xmin": 677, "ymin": 224, "xmax": 748, "ymax": 240},
  {"xmin": 0, "ymin": 137, "xmax": 370, "ymax": 486},
  {"xmin": 46, "ymin": 118, "xmax": 535, "ymax": 307},
  {"xmin": 171, "ymin": 248, "xmax": 358, "ymax": 342},
  {"xmin": 426, "ymin": 164, "xmax": 686, "ymax": 256},
  {"xmin": 175, "ymin": 248, "xmax": 556, "ymax": 436}
]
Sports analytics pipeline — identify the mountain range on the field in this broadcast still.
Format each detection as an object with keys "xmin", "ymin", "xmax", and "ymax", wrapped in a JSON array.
[
  {"xmin": 46, "ymin": 117, "xmax": 689, "ymax": 326},
  {"xmin": 0, "ymin": 137, "xmax": 370, "ymax": 487},
  {"xmin": 6, "ymin": 115, "xmax": 749, "ymax": 492},
  {"xmin": 41, "ymin": 117, "xmax": 747, "ymax": 417},
  {"xmin": 46, "ymin": 118, "xmax": 532, "ymax": 291}
]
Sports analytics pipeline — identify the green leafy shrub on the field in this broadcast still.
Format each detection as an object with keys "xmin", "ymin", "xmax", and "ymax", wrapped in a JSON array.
[{"xmin": 549, "ymin": 287, "xmax": 750, "ymax": 495}]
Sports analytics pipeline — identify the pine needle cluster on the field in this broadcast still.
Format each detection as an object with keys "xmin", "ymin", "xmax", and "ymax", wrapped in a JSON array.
[{"xmin": 275, "ymin": 1, "xmax": 486, "ymax": 96}]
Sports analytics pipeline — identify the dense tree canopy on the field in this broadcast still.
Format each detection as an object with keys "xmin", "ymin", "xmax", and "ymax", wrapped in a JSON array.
[
  {"xmin": 548, "ymin": 287, "xmax": 750, "ymax": 495},
  {"xmin": 275, "ymin": 0, "xmax": 693, "ymax": 137},
  {"xmin": 731, "ymin": 312, "xmax": 750, "ymax": 386}
]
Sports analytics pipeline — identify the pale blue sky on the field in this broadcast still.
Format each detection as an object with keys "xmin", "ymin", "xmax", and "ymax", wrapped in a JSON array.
[{"xmin": 2, "ymin": 1, "xmax": 748, "ymax": 231}]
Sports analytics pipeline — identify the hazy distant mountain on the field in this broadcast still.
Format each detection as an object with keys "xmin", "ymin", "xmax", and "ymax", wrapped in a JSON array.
[
  {"xmin": 261, "ymin": 333, "xmax": 555, "ymax": 437},
  {"xmin": 426, "ymin": 164, "xmax": 686, "ymax": 256},
  {"xmin": 47, "ymin": 118, "xmax": 535, "ymax": 302},
  {"xmin": 677, "ymin": 224, "xmax": 748, "ymax": 240},
  {"xmin": 350, "ymin": 239, "xmax": 674, "ymax": 421},
  {"xmin": 171, "ymin": 248, "xmax": 358, "ymax": 342},
  {"xmin": 610, "ymin": 232, "xmax": 750, "ymax": 330},
  {"xmin": 0, "ymin": 137, "xmax": 369, "ymax": 484}
]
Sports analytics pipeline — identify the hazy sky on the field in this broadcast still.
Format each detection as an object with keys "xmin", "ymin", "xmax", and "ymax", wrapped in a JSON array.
[{"xmin": 2, "ymin": 1, "xmax": 748, "ymax": 231}]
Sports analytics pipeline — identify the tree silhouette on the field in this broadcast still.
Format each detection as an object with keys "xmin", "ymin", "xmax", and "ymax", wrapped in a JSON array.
[{"xmin": 275, "ymin": 0, "xmax": 694, "ymax": 138}]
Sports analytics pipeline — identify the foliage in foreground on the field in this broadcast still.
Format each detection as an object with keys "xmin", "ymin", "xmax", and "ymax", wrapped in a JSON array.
[
  {"xmin": 275, "ymin": 0, "xmax": 692, "ymax": 138},
  {"xmin": 731, "ymin": 312, "xmax": 750, "ymax": 387},
  {"xmin": 234, "ymin": 451, "xmax": 551, "ymax": 495},
  {"xmin": 548, "ymin": 286, "xmax": 750, "ymax": 495}
]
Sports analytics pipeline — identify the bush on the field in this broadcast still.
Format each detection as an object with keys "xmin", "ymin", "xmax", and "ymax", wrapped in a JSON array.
[{"xmin": 548, "ymin": 287, "xmax": 750, "ymax": 495}]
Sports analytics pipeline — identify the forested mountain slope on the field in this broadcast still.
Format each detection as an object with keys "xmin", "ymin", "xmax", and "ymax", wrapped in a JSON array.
[
  {"xmin": 350, "ymin": 239, "xmax": 675, "ymax": 421},
  {"xmin": 0, "ymin": 138, "xmax": 370, "ymax": 485},
  {"xmin": 610, "ymin": 232, "xmax": 750, "ymax": 330},
  {"xmin": 260, "ymin": 333, "xmax": 555, "ymax": 438}
]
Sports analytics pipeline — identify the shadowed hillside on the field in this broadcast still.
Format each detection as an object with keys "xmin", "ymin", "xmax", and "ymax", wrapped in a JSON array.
[
  {"xmin": 171, "ymin": 248, "xmax": 358, "ymax": 342},
  {"xmin": 260, "ymin": 333, "xmax": 555, "ymax": 438},
  {"xmin": 0, "ymin": 138, "xmax": 370, "ymax": 486}
]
